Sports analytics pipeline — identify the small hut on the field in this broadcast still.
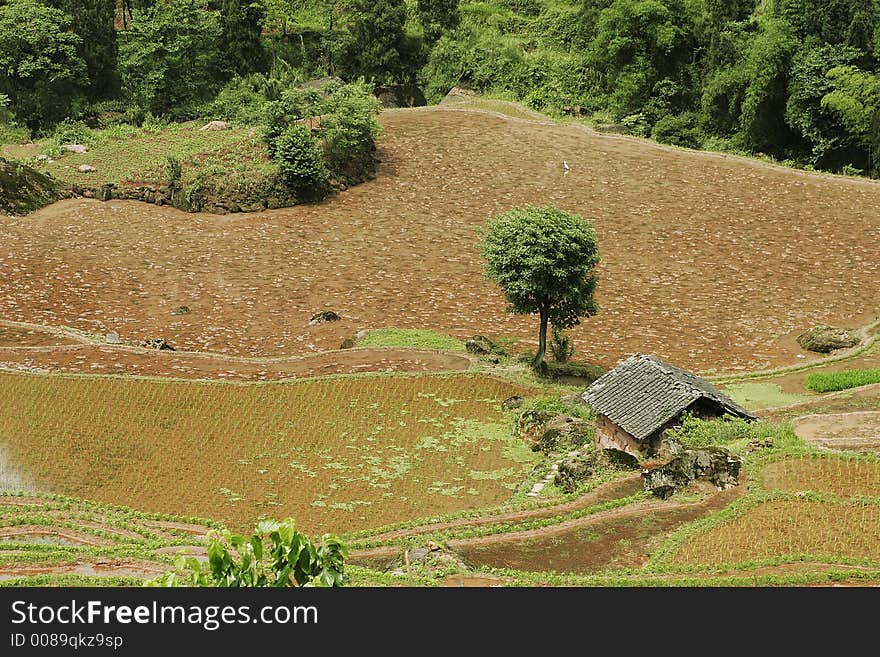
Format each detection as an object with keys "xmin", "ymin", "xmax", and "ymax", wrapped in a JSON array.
[{"xmin": 581, "ymin": 354, "xmax": 757, "ymax": 457}]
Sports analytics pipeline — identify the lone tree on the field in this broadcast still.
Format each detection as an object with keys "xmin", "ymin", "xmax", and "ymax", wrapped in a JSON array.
[{"xmin": 480, "ymin": 204, "xmax": 600, "ymax": 370}]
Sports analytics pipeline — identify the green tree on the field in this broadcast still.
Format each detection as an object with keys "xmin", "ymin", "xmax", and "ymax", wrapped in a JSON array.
[
  {"xmin": 480, "ymin": 204, "xmax": 600, "ymax": 370},
  {"xmin": 785, "ymin": 45, "xmax": 863, "ymax": 168},
  {"xmin": 46, "ymin": 0, "xmax": 118, "ymax": 97},
  {"xmin": 347, "ymin": 0, "xmax": 406, "ymax": 83},
  {"xmin": 318, "ymin": 79, "xmax": 382, "ymax": 183},
  {"xmin": 587, "ymin": 0, "xmax": 699, "ymax": 118},
  {"xmin": 417, "ymin": 0, "xmax": 460, "ymax": 43},
  {"xmin": 822, "ymin": 65, "xmax": 880, "ymax": 172},
  {"xmin": 151, "ymin": 518, "xmax": 348, "ymax": 587},
  {"xmin": 0, "ymin": 0, "xmax": 86, "ymax": 131},
  {"xmin": 118, "ymin": 0, "xmax": 226, "ymax": 118},
  {"xmin": 274, "ymin": 124, "xmax": 330, "ymax": 201},
  {"xmin": 220, "ymin": 0, "xmax": 270, "ymax": 75}
]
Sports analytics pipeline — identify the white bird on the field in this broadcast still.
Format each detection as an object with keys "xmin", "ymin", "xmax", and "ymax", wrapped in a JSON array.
[{"xmin": 562, "ymin": 160, "xmax": 570, "ymax": 173}]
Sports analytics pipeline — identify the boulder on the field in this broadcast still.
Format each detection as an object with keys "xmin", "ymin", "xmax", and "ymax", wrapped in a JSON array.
[
  {"xmin": 309, "ymin": 310, "xmax": 340, "ymax": 326},
  {"xmin": 138, "ymin": 338, "xmax": 175, "ymax": 351},
  {"xmin": 796, "ymin": 325, "xmax": 859, "ymax": 353},
  {"xmin": 465, "ymin": 335, "xmax": 505, "ymax": 356},
  {"xmin": 535, "ymin": 415, "xmax": 593, "ymax": 453},
  {"xmin": 642, "ymin": 447, "xmax": 743, "ymax": 499},
  {"xmin": 501, "ymin": 395, "xmax": 524, "ymax": 411},
  {"xmin": 62, "ymin": 144, "xmax": 87, "ymax": 153},
  {"xmin": 559, "ymin": 392, "xmax": 589, "ymax": 407},
  {"xmin": 98, "ymin": 183, "xmax": 114, "ymax": 201},
  {"xmin": 77, "ymin": 164, "xmax": 96, "ymax": 173},
  {"xmin": 374, "ymin": 83, "xmax": 427, "ymax": 109},
  {"xmin": 384, "ymin": 542, "xmax": 469, "ymax": 577},
  {"xmin": 339, "ymin": 336, "xmax": 356, "ymax": 349},
  {"xmin": 105, "ymin": 332, "xmax": 120, "ymax": 345},
  {"xmin": 555, "ymin": 449, "xmax": 602, "ymax": 494},
  {"xmin": 198, "ymin": 121, "xmax": 231, "ymax": 131}
]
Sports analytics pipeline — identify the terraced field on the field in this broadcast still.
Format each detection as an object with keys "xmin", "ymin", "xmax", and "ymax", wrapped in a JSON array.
[{"xmin": 0, "ymin": 371, "xmax": 538, "ymax": 534}]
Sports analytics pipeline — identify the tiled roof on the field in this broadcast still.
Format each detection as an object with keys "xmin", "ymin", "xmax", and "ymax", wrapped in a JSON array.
[{"xmin": 582, "ymin": 354, "xmax": 757, "ymax": 442}]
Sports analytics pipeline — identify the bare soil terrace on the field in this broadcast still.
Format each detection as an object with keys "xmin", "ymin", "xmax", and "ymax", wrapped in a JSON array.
[{"xmin": 2, "ymin": 108, "xmax": 879, "ymax": 373}]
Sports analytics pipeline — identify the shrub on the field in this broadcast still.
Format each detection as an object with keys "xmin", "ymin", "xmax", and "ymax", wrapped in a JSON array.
[
  {"xmin": 273, "ymin": 124, "xmax": 329, "ymax": 201},
  {"xmin": 550, "ymin": 325, "xmax": 574, "ymax": 363},
  {"xmin": 209, "ymin": 75, "xmax": 270, "ymax": 125},
  {"xmin": 651, "ymin": 112, "xmax": 703, "ymax": 149},
  {"xmin": 318, "ymin": 80, "xmax": 382, "ymax": 184},
  {"xmin": 150, "ymin": 518, "xmax": 348, "ymax": 587}
]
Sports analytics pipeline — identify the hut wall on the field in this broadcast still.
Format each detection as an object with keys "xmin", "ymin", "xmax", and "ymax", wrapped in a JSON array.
[{"xmin": 596, "ymin": 415, "xmax": 643, "ymax": 456}]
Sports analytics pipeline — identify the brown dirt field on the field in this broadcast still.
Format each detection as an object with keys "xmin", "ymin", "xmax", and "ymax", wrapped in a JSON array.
[
  {"xmin": 3, "ymin": 108, "xmax": 879, "ymax": 373},
  {"xmin": 792, "ymin": 412, "xmax": 880, "ymax": 452},
  {"xmin": 451, "ymin": 481, "xmax": 744, "ymax": 574},
  {"xmin": 0, "ymin": 326, "xmax": 79, "ymax": 347},
  {"xmin": 0, "ymin": 344, "xmax": 472, "ymax": 379}
]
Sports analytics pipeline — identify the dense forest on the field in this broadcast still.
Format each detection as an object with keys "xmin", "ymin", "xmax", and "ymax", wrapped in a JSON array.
[{"xmin": 1, "ymin": 0, "xmax": 879, "ymax": 177}]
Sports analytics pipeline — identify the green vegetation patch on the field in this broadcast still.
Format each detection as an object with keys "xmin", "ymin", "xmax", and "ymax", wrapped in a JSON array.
[
  {"xmin": 805, "ymin": 369, "xmax": 880, "ymax": 393},
  {"xmin": 356, "ymin": 328, "xmax": 466, "ymax": 351},
  {"xmin": 721, "ymin": 382, "xmax": 810, "ymax": 409}
]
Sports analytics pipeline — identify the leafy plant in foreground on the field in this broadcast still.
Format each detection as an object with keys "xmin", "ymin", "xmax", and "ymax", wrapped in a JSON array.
[{"xmin": 150, "ymin": 518, "xmax": 348, "ymax": 587}]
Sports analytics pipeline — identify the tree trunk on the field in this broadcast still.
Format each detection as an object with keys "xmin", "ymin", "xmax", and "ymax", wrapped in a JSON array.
[{"xmin": 534, "ymin": 307, "xmax": 548, "ymax": 368}]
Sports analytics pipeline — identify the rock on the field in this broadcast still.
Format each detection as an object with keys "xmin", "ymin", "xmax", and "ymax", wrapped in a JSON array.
[
  {"xmin": 105, "ymin": 332, "xmax": 120, "ymax": 344},
  {"xmin": 77, "ymin": 164, "xmax": 96, "ymax": 173},
  {"xmin": 98, "ymin": 183, "xmax": 114, "ymax": 201},
  {"xmin": 198, "ymin": 121, "xmax": 231, "ymax": 131},
  {"xmin": 440, "ymin": 86, "xmax": 476, "ymax": 105},
  {"xmin": 555, "ymin": 451, "xmax": 599, "ymax": 493},
  {"xmin": 339, "ymin": 336, "xmax": 356, "ymax": 349},
  {"xmin": 642, "ymin": 447, "xmax": 743, "ymax": 499},
  {"xmin": 384, "ymin": 543, "xmax": 470, "ymax": 576},
  {"xmin": 375, "ymin": 83, "xmax": 427, "ymax": 109},
  {"xmin": 560, "ymin": 392, "xmax": 589, "ymax": 407},
  {"xmin": 138, "ymin": 338, "xmax": 175, "ymax": 351},
  {"xmin": 62, "ymin": 144, "xmax": 88, "ymax": 153},
  {"xmin": 309, "ymin": 310, "xmax": 340, "ymax": 326},
  {"xmin": 172, "ymin": 305, "xmax": 190, "ymax": 315},
  {"xmin": 796, "ymin": 325, "xmax": 859, "ymax": 353},
  {"xmin": 465, "ymin": 335, "xmax": 505, "ymax": 356},
  {"xmin": 501, "ymin": 395, "xmax": 524, "ymax": 410},
  {"xmin": 535, "ymin": 415, "xmax": 593, "ymax": 453}
]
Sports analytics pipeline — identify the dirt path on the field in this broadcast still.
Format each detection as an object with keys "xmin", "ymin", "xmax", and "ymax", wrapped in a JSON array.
[
  {"xmin": 0, "ymin": 320, "xmax": 473, "ymax": 379},
  {"xmin": 0, "ymin": 526, "xmax": 115, "ymax": 546}
]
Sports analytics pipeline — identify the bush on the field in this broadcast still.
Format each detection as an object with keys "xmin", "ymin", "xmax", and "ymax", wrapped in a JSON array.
[
  {"xmin": 804, "ymin": 369, "xmax": 880, "ymax": 393},
  {"xmin": 549, "ymin": 325, "xmax": 574, "ymax": 363},
  {"xmin": 150, "ymin": 518, "xmax": 348, "ymax": 587},
  {"xmin": 209, "ymin": 75, "xmax": 271, "ymax": 125},
  {"xmin": 651, "ymin": 112, "xmax": 703, "ymax": 149},
  {"xmin": 318, "ymin": 80, "xmax": 382, "ymax": 184},
  {"xmin": 271, "ymin": 125, "xmax": 329, "ymax": 202}
]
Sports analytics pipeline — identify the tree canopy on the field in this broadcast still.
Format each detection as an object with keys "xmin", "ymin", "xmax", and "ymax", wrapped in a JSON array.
[{"xmin": 480, "ymin": 204, "xmax": 600, "ymax": 369}]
